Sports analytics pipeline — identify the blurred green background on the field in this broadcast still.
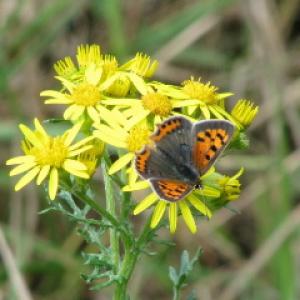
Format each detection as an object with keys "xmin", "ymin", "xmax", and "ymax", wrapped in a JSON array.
[{"xmin": 1, "ymin": 0, "xmax": 300, "ymax": 299}]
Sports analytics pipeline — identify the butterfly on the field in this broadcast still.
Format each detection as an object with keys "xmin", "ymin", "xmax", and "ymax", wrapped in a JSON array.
[{"xmin": 135, "ymin": 116, "xmax": 234, "ymax": 202}]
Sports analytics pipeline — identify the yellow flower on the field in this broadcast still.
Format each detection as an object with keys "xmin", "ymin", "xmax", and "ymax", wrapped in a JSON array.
[
  {"xmin": 54, "ymin": 44, "xmax": 103, "ymax": 82},
  {"xmin": 76, "ymin": 44, "xmax": 102, "ymax": 69},
  {"xmin": 231, "ymin": 99, "xmax": 258, "ymax": 129},
  {"xmin": 41, "ymin": 64, "xmax": 113, "ymax": 123},
  {"xmin": 54, "ymin": 56, "xmax": 77, "ymax": 80},
  {"xmin": 93, "ymin": 109, "xmax": 151, "ymax": 180},
  {"xmin": 102, "ymin": 88, "xmax": 195, "ymax": 130},
  {"xmin": 77, "ymin": 140, "xmax": 105, "ymax": 176},
  {"xmin": 123, "ymin": 168, "xmax": 221, "ymax": 233},
  {"xmin": 150, "ymin": 79, "xmax": 234, "ymax": 121},
  {"xmin": 95, "ymin": 52, "xmax": 157, "ymax": 97},
  {"xmin": 120, "ymin": 52, "xmax": 158, "ymax": 78},
  {"xmin": 6, "ymin": 119, "xmax": 93, "ymax": 200},
  {"xmin": 218, "ymin": 168, "xmax": 244, "ymax": 201}
]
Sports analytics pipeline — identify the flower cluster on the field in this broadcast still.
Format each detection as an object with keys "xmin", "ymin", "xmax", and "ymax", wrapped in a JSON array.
[{"xmin": 6, "ymin": 44, "xmax": 258, "ymax": 233}]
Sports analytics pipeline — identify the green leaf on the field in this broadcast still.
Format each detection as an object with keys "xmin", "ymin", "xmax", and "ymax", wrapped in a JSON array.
[
  {"xmin": 169, "ymin": 249, "xmax": 202, "ymax": 296},
  {"xmin": 169, "ymin": 266, "xmax": 178, "ymax": 285},
  {"xmin": 231, "ymin": 131, "xmax": 250, "ymax": 150}
]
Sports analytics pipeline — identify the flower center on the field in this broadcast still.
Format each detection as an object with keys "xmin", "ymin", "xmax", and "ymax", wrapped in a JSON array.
[
  {"xmin": 182, "ymin": 79, "xmax": 218, "ymax": 104},
  {"xmin": 126, "ymin": 124, "xmax": 151, "ymax": 152},
  {"xmin": 142, "ymin": 92, "xmax": 172, "ymax": 117},
  {"xmin": 30, "ymin": 137, "xmax": 68, "ymax": 168},
  {"xmin": 71, "ymin": 83, "xmax": 102, "ymax": 106}
]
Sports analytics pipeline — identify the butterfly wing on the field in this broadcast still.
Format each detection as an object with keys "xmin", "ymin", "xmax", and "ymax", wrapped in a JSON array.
[
  {"xmin": 135, "ymin": 116, "xmax": 194, "ymax": 180},
  {"xmin": 192, "ymin": 119, "xmax": 234, "ymax": 174},
  {"xmin": 149, "ymin": 178, "xmax": 193, "ymax": 202},
  {"xmin": 151, "ymin": 116, "xmax": 193, "ymax": 165}
]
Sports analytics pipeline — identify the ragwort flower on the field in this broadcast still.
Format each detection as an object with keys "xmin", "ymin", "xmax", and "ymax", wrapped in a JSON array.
[
  {"xmin": 93, "ymin": 108, "xmax": 151, "ymax": 182},
  {"xmin": 119, "ymin": 52, "xmax": 158, "ymax": 78},
  {"xmin": 41, "ymin": 65, "xmax": 107, "ymax": 122},
  {"xmin": 123, "ymin": 168, "xmax": 221, "ymax": 233},
  {"xmin": 54, "ymin": 44, "xmax": 103, "ymax": 81},
  {"xmin": 150, "ymin": 78, "xmax": 234, "ymax": 121},
  {"xmin": 6, "ymin": 119, "xmax": 93, "ymax": 200},
  {"xmin": 231, "ymin": 99, "xmax": 259, "ymax": 129},
  {"xmin": 102, "ymin": 87, "xmax": 195, "ymax": 130}
]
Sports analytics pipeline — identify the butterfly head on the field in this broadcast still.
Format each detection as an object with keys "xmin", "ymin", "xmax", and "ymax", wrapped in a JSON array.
[{"xmin": 193, "ymin": 181, "xmax": 202, "ymax": 190}]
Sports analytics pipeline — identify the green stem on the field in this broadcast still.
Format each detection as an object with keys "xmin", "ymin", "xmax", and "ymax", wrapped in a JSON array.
[
  {"xmin": 102, "ymin": 159, "xmax": 120, "ymax": 274},
  {"xmin": 173, "ymin": 287, "xmax": 180, "ymax": 300},
  {"xmin": 114, "ymin": 218, "xmax": 153, "ymax": 299}
]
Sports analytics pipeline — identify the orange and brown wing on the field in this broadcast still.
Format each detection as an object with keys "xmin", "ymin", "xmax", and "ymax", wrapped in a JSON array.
[
  {"xmin": 150, "ymin": 179, "xmax": 193, "ymax": 202},
  {"xmin": 192, "ymin": 120, "xmax": 234, "ymax": 174},
  {"xmin": 135, "ymin": 146, "xmax": 152, "ymax": 178},
  {"xmin": 135, "ymin": 116, "xmax": 193, "ymax": 180}
]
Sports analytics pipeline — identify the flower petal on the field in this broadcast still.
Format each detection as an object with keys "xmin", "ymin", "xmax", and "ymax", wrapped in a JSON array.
[
  {"xmin": 63, "ymin": 163, "xmax": 89, "ymax": 179},
  {"xmin": 63, "ymin": 159, "xmax": 87, "ymax": 171},
  {"xmin": 154, "ymin": 115, "xmax": 162, "ymax": 125},
  {"xmin": 109, "ymin": 152, "xmax": 134, "ymax": 175},
  {"xmin": 34, "ymin": 118, "xmax": 48, "ymax": 138},
  {"xmin": 19, "ymin": 124, "xmax": 42, "ymax": 147},
  {"xmin": 179, "ymin": 200, "xmax": 196, "ymax": 233},
  {"xmin": 94, "ymin": 124, "xmax": 126, "ymax": 141},
  {"xmin": 133, "ymin": 193, "xmax": 158, "ymax": 215},
  {"xmin": 128, "ymin": 166, "xmax": 139, "ymax": 186},
  {"xmin": 68, "ymin": 145, "xmax": 93, "ymax": 157},
  {"xmin": 63, "ymin": 104, "xmax": 78, "ymax": 120},
  {"xmin": 126, "ymin": 73, "xmax": 149, "ymax": 95},
  {"xmin": 85, "ymin": 65, "xmax": 102, "ymax": 85},
  {"xmin": 111, "ymin": 108, "xmax": 128, "ymax": 127},
  {"xmin": 15, "ymin": 166, "xmax": 40, "ymax": 191},
  {"xmin": 150, "ymin": 200, "xmax": 167, "ymax": 228},
  {"xmin": 70, "ymin": 105, "xmax": 85, "ymax": 120},
  {"xmin": 45, "ymin": 98, "xmax": 73, "ymax": 104},
  {"xmin": 55, "ymin": 76, "xmax": 75, "ymax": 92},
  {"xmin": 49, "ymin": 168, "xmax": 58, "ymax": 200},
  {"xmin": 68, "ymin": 136, "xmax": 94, "ymax": 151},
  {"xmin": 209, "ymin": 105, "xmax": 225, "ymax": 119},
  {"xmin": 41, "ymin": 89, "xmax": 70, "ymax": 98},
  {"xmin": 6, "ymin": 155, "xmax": 35, "ymax": 165},
  {"xmin": 187, "ymin": 194, "xmax": 212, "ymax": 218},
  {"xmin": 187, "ymin": 105, "xmax": 197, "ymax": 115},
  {"xmin": 124, "ymin": 110, "xmax": 149, "ymax": 130},
  {"xmin": 64, "ymin": 122, "xmax": 82, "ymax": 146},
  {"xmin": 10, "ymin": 161, "xmax": 37, "ymax": 176},
  {"xmin": 36, "ymin": 165, "xmax": 50, "ymax": 185},
  {"xmin": 216, "ymin": 92, "xmax": 233, "ymax": 100},
  {"xmin": 93, "ymin": 130, "xmax": 127, "ymax": 148},
  {"xmin": 42, "ymin": 89, "xmax": 73, "ymax": 104},
  {"xmin": 87, "ymin": 106, "xmax": 100, "ymax": 122},
  {"xmin": 171, "ymin": 99, "xmax": 200, "ymax": 108},
  {"xmin": 200, "ymin": 105, "xmax": 211, "ymax": 119},
  {"xmin": 122, "ymin": 180, "xmax": 149, "ymax": 192},
  {"xmin": 96, "ymin": 106, "xmax": 126, "ymax": 130},
  {"xmin": 99, "ymin": 73, "xmax": 121, "ymax": 91},
  {"xmin": 169, "ymin": 203, "xmax": 177, "ymax": 234},
  {"xmin": 101, "ymin": 99, "xmax": 140, "ymax": 106},
  {"xmin": 196, "ymin": 186, "xmax": 220, "ymax": 198}
]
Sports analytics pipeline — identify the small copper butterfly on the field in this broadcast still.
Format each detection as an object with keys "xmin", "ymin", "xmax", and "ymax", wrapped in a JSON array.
[{"xmin": 135, "ymin": 116, "xmax": 234, "ymax": 202}]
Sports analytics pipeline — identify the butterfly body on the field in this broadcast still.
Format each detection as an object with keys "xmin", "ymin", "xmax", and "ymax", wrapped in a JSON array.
[{"xmin": 135, "ymin": 116, "xmax": 234, "ymax": 202}]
